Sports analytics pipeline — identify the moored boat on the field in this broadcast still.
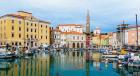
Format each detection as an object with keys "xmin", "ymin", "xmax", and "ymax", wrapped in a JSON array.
[
  {"xmin": 0, "ymin": 48, "xmax": 18, "ymax": 59},
  {"xmin": 22, "ymin": 49, "xmax": 34, "ymax": 57}
]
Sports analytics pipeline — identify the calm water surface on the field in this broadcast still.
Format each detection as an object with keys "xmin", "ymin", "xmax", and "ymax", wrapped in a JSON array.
[{"xmin": 0, "ymin": 52, "xmax": 139, "ymax": 76}]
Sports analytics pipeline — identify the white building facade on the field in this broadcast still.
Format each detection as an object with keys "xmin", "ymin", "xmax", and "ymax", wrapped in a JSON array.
[
  {"xmin": 109, "ymin": 32, "xmax": 120, "ymax": 49},
  {"xmin": 53, "ymin": 29, "xmax": 61, "ymax": 48},
  {"xmin": 60, "ymin": 31, "xmax": 86, "ymax": 48},
  {"xmin": 55, "ymin": 24, "xmax": 86, "ymax": 48},
  {"xmin": 57, "ymin": 24, "xmax": 84, "ymax": 33},
  {"xmin": 94, "ymin": 27, "xmax": 101, "ymax": 35}
]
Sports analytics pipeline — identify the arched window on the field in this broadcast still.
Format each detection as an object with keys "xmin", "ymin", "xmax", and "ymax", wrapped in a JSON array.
[
  {"xmin": 81, "ymin": 43, "xmax": 83, "ymax": 48},
  {"xmin": 77, "ymin": 43, "xmax": 80, "ymax": 48},
  {"xmin": 73, "ymin": 43, "xmax": 75, "ymax": 48}
]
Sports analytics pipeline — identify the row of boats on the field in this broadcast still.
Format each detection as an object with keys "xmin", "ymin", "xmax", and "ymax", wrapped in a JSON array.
[
  {"xmin": 117, "ymin": 52, "xmax": 140, "ymax": 67},
  {"xmin": 0, "ymin": 47, "xmax": 37, "ymax": 70},
  {"xmin": 100, "ymin": 49, "xmax": 140, "ymax": 68},
  {"xmin": 0, "ymin": 46, "xmax": 140, "ymax": 68},
  {"xmin": 0, "ymin": 48, "xmax": 34, "ymax": 59}
]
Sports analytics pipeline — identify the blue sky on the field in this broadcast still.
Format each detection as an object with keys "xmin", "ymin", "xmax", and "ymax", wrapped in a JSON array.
[{"xmin": 0, "ymin": 0, "xmax": 140, "ymax": 32}]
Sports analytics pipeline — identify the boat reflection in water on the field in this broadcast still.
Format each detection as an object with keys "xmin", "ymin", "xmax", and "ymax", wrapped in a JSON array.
[{"xmin": 0, "ymin": 51, "xmax": 139, "ymax": 76}]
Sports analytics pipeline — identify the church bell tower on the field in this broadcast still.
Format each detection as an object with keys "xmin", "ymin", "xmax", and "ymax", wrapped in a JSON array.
[{"xmin": 86, "ymin": 10, "xmax": 90, "ymax": 34}]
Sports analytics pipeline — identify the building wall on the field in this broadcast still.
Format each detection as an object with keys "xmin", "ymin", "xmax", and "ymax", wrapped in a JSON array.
[
  {"xmin": 101, "ymin": 38, "xmax": 109, "ymax": 46},
  {"xmin": 59, "ymin": 33, "xmax": 86, "ymax": 48},
  {"xmin": 109, "ymin": 33, "xmax": 119, "ymax": 48},
  {"xmin": 125, "ymin": 27, "xmax": 140, "ymax": 46},
  {"xmin": 125, "ymin": 31, "xmax": 128, "ymax": 45},
  {"xmin": 58, "ymin": 24, "xmax": 84, "ymax": 33},
  {"xmin": 24, "ymin": 20, "xmax": 39, "ymax": 47},
  {"xmin": 86, "ymin": 35, "xmax": 91, "ymax": 48},
  {"xmin": 50, "ymin": 27, "xmax": 54, "ymax": 45},
  {"xmin": 0, "ymin": 11, "xmax": 51, "ymax": 48},
  {"xmin": 38, "ymin": 22, "xmax": 50, "ymax": 46},
  {"xmin": 56, "ymin": 24, "xmax": 85, "ymax": 48},
  {"xmin": 66, "ymin": 34, "xmax": 86, "ymax": 48},
  {"xmin": 0, "ymin": 16, "xmax": 25, "ymax": 47},
  {"xmin": 92, "ymin": 34, "xmax": 109, "ymax": 46},
  {"xmin": 92, "ymin": 36, "xmax": 100, "ymax": 45},
  {"xmin": 53, "ymin": 30, "xmax": 61, "ymax": 48}
]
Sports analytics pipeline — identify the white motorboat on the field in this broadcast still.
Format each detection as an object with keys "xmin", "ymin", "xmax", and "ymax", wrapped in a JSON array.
[
  {"xmin": 0, "ymin": 48, "xmax": 17, "ymax": 59},
  {"xmin": 118, "ymin": 55, "xmax": 126, "ymax": 60},
  {"xmin": 23, "ymin": 49, "xmax": 34, "ymax": 56},
  {"xmin": 127, "ymin": 52, "xmax": 140, "ymax": 61}
]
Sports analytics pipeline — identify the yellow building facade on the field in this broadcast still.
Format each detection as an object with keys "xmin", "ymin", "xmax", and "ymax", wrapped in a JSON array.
[
  {"xmin": 92, "ymin": 35, "xmax": 100, "ymax": 46},
  {"xmin": 0, "ymin": 11, "xmax": 50, "ymax": 48}
]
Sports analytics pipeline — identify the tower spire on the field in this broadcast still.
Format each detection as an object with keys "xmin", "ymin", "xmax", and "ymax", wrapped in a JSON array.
[{"xmin": 86, "ymin": 10, "xmax": 90, "ymax": 34}]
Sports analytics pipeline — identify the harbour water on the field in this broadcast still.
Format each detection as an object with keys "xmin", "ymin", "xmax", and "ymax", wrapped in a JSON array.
[{"xmin": 0, "ymin": 52, "xmax": 139, "ymax": 76}]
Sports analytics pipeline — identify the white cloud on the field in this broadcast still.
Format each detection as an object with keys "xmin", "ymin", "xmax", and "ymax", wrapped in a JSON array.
[{"xmin": 1, "ymin": 0, "xmax": 140, "ymax": 32}]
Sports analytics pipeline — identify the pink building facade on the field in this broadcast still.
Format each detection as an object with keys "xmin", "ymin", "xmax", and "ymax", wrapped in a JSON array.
[{"xmin": 125, "ymin": 26, "xmax": 140, "ymax": 46}]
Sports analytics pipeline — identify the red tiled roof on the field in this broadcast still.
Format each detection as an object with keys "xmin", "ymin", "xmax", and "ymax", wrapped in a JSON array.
[
  {"xmin": 58, "ymin": 24, "xmax": 83, "ymax": 27},
  {"xmin": 93, "ymin": 34, "xmax": 109, "ymax": 39},
  {"xmin": 101, "ymin": 35, "xmax": 109, "ymax": 39},
  {"xmin": 5, "ymin": 14, "xmax": 26, "ymax": 19},
  {"xmin": 0, "ymin": 14, "xmax": 51, "ymax": 24},
  {"xmin": 61, "ymin": 31, "xmax": 83, "ymax": 35},
  {"xmin": 54, "ymin": 29, "xmax": 61, "ymax": 32},
  {"xmin": 18, "ymin": 11, "xmax": 32, "ymax": 14},
  {"xmin": 39, "ymin": 20, "xmax": 51, "ymax": 24}
]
